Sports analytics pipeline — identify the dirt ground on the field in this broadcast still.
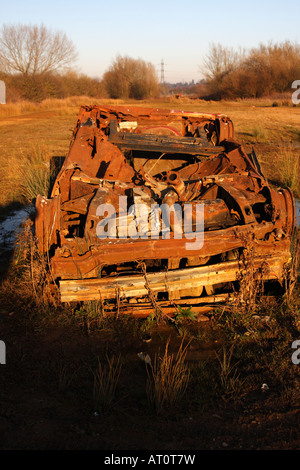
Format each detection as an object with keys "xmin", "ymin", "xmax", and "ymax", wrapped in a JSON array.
[{"xmin": 0, "ymin": 286, "xmax": 299, "ymax": 451}]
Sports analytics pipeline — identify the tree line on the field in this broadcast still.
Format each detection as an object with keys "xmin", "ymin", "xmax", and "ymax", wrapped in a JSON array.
[
  {"xmin": 0, "ymin": 23, "xmax": 299, "ymax": 102},
  {"xmin": 203, "ymin": 41, "xmax": 300, "ymax": 99},
  {"xmin": 0, "ymin": 69, "xmax": 107, "ymax": 102},
  {"xmin": 0, "ymin": 24, "xmax": 159, "ymax": 102}
]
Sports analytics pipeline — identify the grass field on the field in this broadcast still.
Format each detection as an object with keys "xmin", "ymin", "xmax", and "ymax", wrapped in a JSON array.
[
  {"xmin": 0, "ymin": 96, "xmax": 299, "ymax": 450},
  {"xmin": 0, "ymin": 95, "xmax": 299, "ymax": 213}
]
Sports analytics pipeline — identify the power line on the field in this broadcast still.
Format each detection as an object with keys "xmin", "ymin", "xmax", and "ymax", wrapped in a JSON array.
[{"xmin": 159, "ymin": 59, "xmax": 165, "ymax": 83}]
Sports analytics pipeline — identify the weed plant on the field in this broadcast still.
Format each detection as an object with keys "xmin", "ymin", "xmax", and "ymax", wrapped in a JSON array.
[
  {"xmin": 252, "ymin": 125, "xmax": 268, "ymax": 141},
  {"xmin": 10, "ymin": 143, "xmax": 53, "ymax": 203},
  {"xmin": 275, "ymin": 145, "xmax": 300, "ymax": 196},
  {"xmin": 215, "ymin": 344, "xmax": 243, "ymax": 398},
  {"xmin": 93, "ymin": 355, "xmax": 122, "ymax": 414},
  {"xmin": 146, "ymin": 338, "xmax": 190, "ymax": 414}
]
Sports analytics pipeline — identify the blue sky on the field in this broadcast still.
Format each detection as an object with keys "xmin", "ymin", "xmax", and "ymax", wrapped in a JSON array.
[{"xmin": 1, "ymin": 0, "xmax": 300, "ymax": 83}]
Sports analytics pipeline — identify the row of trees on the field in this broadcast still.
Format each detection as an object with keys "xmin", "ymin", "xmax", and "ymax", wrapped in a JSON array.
[
  {"xmin": 0, "ymin": 24, "xmax": 160, "ymax": 101},
  {"xmin": 1, "ymin": 58, "xmax": 160, "ymax": 102},
  {"xmin": 1, "ymin": 23, "xmax": 299, "ymax": 102},
  {"xmin": 203, "ymin": 41, "xmax": 300, "ymax": 99},
  {"xmin": 0, "ymin": 70, "xmax": 107, "ymax": 102}
]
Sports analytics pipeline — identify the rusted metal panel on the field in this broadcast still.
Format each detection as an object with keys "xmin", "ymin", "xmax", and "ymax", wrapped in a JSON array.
[
  {"xmin": 35, "ymin": 104, "xmax": 296, "ymax": 312},
  {"xmin": 50, "ymin": 227, "xmax": 291, "ymax": 280},
  {"xmin": 35, "ymin": 194, "xmax": 60, "ymax": 253},
  {"xmin": 59, "ymin": 254, "xmax": 289, "ymax": 303}
]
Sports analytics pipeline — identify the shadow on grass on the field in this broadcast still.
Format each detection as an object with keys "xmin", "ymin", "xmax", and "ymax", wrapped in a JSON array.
[{"xmin": 0, "ymin": 200, "xmax": 34, "ymax": 280}]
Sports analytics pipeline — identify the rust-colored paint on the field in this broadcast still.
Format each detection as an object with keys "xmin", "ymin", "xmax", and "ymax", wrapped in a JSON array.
[{"xmin": 35, "ymin": 105, "xmax": 296, "ymax": 314}]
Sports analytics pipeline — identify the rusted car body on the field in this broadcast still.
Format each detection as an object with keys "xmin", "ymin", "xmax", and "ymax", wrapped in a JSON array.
[{"xmin": 35, "ymin": 104, "xmax": 295, "ymax": 316}]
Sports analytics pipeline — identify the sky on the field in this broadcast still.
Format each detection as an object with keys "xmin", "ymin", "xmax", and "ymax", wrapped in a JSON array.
[{"xmin": 1, "ymin": 0, "xmax": 300, "ymax": 83}]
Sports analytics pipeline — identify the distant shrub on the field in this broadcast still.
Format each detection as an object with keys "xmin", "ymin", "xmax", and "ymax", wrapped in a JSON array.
[{"xmin": 103, "ymin": 55, "xmax": 159, "ymax": 100}]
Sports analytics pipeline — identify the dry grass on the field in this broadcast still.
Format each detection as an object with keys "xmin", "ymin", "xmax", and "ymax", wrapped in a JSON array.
[
  {"xmin": 0, "ymin": 95, "xmax": 299, "ymax": 211},
  {"xmin": 0, "ymin": 96, "xmax": 128, "ymax": 119},
  {"xmin": 93, "ymin": 355, "xmax": 122, "ymax": 413},
  {"xmin": 283, "ymin": 229, "xmax": 300, "ymax": 307},
  {"xmin": 9, "ymin": 143, "xmax": 52, "ymax": 202},
  {"xmin": 275, "ymin": 145, "xmax": 300, "ymax": 196},
  {"xmin": 251, "ymin": 125, "xmax": 268, "ymax": 142},
  {"xmin": 0, "ymin": 114, "xmax": 75, "ymax": 208},
  {"xmin": 215, "ymin": 344, "xmax": 242, "ymax": 398},
  {"xmin": 11, "ymin": 217, "xmax": 62, "ymax": 311},
  {"xmin": 146, "ymin": 338, "xmax": 190, "ymax": 414}
]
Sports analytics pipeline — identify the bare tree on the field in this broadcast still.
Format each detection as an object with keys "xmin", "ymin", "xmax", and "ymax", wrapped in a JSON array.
[
  {"xmin": 0, "ymin": 23, "xmax": 77, "ymax": 75},
  {"xmin": 203, "ymin": 43, "xmax": 243, "ymax": 82}
]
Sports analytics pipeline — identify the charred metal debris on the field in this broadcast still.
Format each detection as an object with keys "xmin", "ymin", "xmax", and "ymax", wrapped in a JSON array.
[{"xmin": 35, "ymin": 105, "xmax": 296, "ymax": 317}]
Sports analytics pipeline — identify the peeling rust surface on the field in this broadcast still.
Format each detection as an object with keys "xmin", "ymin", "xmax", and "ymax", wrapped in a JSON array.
[{"xmin": 35, "ymin": 104, "xmax": 296, "ymax": 314}]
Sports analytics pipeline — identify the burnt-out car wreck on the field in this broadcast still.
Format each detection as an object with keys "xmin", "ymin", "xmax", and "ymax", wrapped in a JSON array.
[{"xmin": 35, "ymin": 104, "xmax": 296, "ymax": 316}]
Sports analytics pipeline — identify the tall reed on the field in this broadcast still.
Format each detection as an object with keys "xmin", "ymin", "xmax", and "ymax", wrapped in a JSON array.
[
  {"xmin": 10, "ymin": 143, "xmax": 52, "ymax": 202},
  {"xmin": 275, "ymin": 145, "xmax": 300, "ymax": 196},
  {"xmin": 93, "ymin": 355, "xmax": 122, "ymax": 413},
  {"xmin": 146, "ymin": 338, "xmax": 190, "ymax": 414}
]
